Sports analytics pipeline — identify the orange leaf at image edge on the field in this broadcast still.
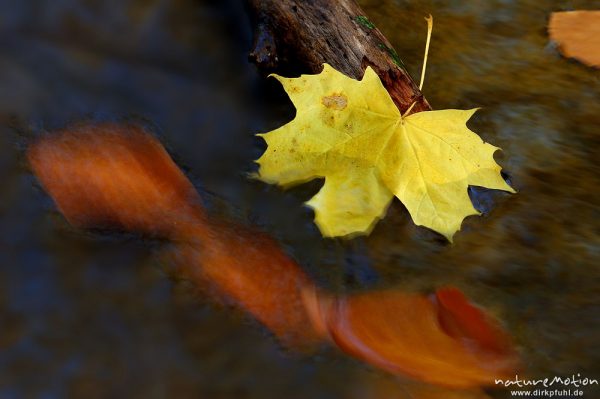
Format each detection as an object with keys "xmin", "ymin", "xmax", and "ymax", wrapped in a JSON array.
[{"xmin": 549, "ymin": 10, "xmax": 600, "ymax": 68}]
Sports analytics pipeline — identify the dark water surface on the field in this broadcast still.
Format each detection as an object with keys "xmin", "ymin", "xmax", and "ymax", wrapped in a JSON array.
[{"xmin": 0, "ymin": 0, "xmax": 598, "ymax": 398}]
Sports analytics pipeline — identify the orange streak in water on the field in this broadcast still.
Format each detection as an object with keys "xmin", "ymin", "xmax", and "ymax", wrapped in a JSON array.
[
  {"xmin": 28, "ymin": 123, "xmax": 519, "ymax": 388},
  {"xmin": 322, "ymin": 289, "xmax": 517, "ymax": 387}
]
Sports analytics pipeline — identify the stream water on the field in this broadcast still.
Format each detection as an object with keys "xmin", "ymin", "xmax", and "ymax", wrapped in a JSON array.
[{"xmin": 0, "ymin": 0, "xmax": 598, "ymax": 398}]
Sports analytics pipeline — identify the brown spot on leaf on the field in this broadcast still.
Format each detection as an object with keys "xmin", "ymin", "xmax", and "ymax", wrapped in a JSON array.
[{"xmin": 322, "ymin": 93, "xmax": 348, "ymax": 110}]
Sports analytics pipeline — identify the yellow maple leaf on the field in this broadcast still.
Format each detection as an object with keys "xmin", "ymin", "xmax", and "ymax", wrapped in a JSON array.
[{"xmin": 256, "ymin": 18, "xmax": 514, "ymax": 241}]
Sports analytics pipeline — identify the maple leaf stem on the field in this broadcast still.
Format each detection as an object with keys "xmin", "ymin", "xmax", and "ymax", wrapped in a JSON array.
[
  {"xmin": 418, "ymin": 15, "xmax": 433, "ymax": 92},
  {"xmin": 402, "ymin": 101, "xmax": 418, "ymax": 118}
]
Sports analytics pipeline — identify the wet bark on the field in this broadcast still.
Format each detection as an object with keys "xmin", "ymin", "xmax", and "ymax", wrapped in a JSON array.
[{"xmin": 244, "ymin": 0, "xmax": 431, "ymax": 114}]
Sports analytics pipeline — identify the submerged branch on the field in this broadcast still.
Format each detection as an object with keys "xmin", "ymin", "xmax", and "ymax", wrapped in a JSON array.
[{"xmin": 244, "ymin": 0, "xmax": 431, "ymax": 114}]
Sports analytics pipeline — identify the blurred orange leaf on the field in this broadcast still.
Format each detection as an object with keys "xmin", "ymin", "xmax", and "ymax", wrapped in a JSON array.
[
  {"xmin": 549, "ymin": 11, "xmax": 600, "ymax": 68},
  {"xmin": 319, "ymin": 289, "xmax": 519, "ymax": 388}
]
